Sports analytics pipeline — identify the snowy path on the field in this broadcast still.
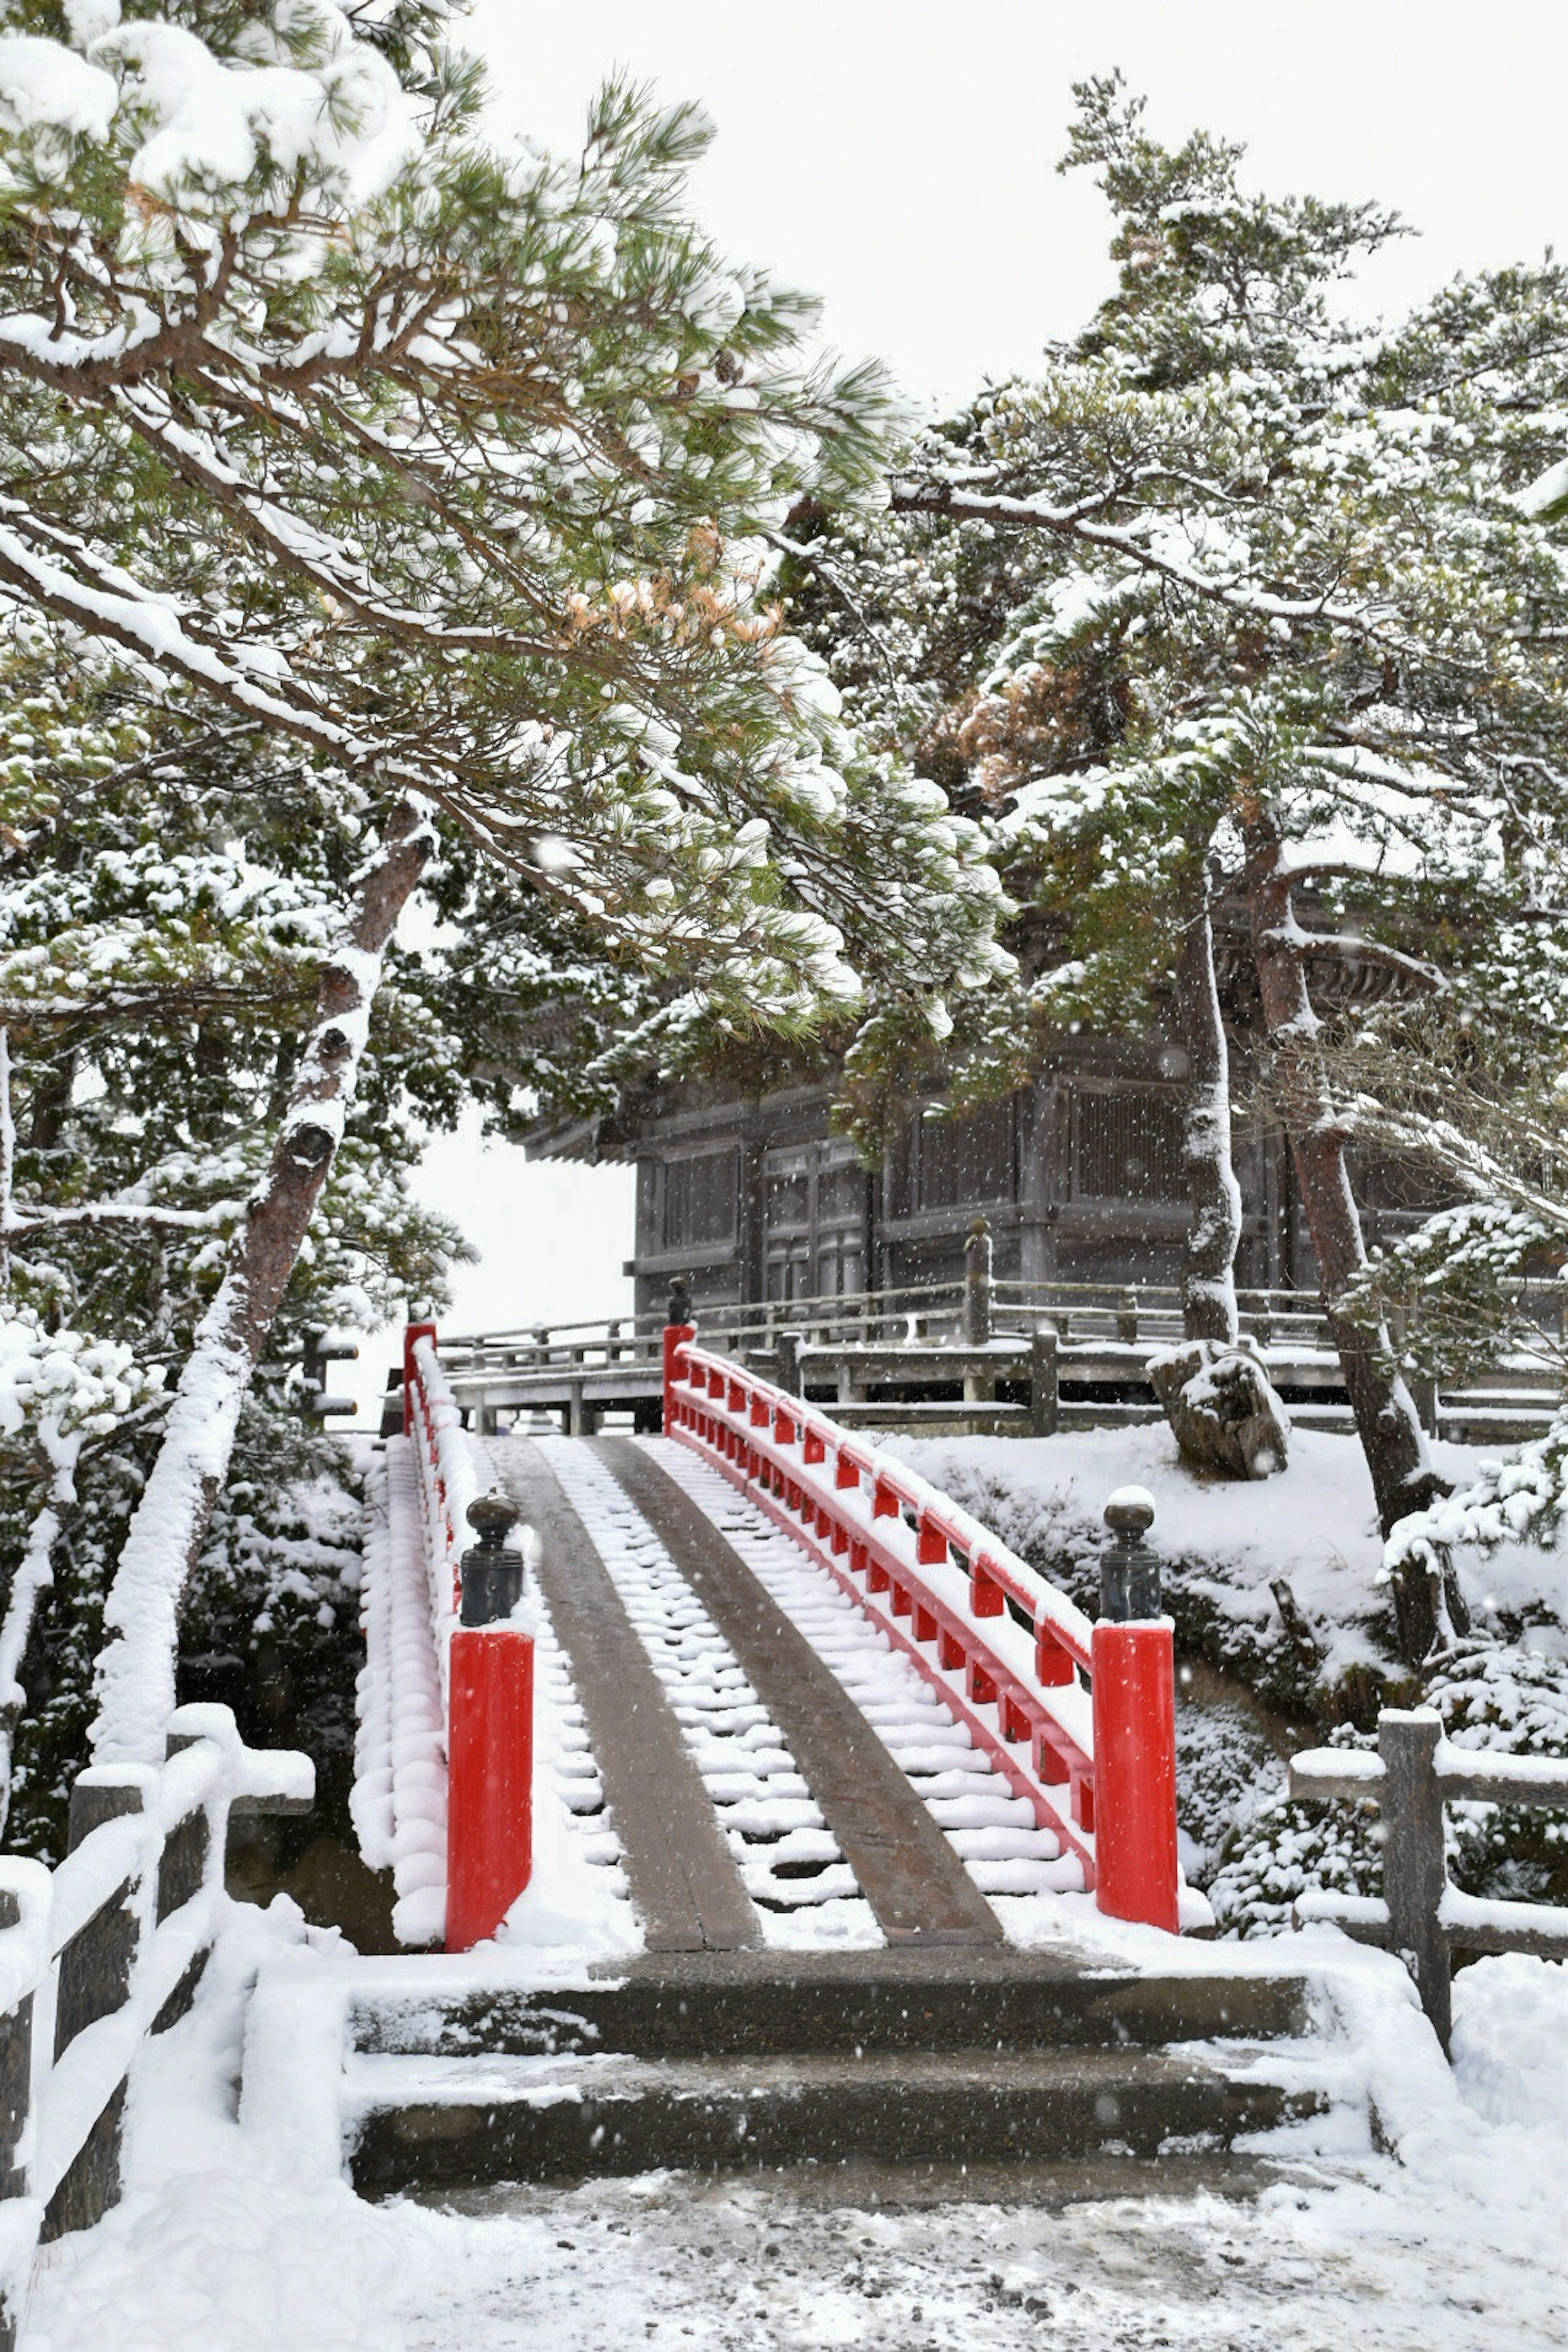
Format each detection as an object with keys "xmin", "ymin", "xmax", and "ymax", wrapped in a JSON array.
[
  {"xmin": 642, "ymin": 1439, "xmax": 1082, "ymax": 1925},
  {"xmin": 525, "ymin": 1437, "xmax": 880, "ymax": 1948},
  {"xmin": 21, "ymin": 1921, "xmax": 1567, "ymax": 2352}
]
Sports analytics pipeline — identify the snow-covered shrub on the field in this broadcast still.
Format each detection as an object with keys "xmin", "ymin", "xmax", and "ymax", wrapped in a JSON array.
[
  {"xmin": 1432, "ymin": 1636, "xmax": 1568, "ymax": 1908},
  {"xmin": 1174, "ymin": 1678, "xmax": 1289, "ymax": 1880},
  {"xmin": 1206, "ymin": 1636, "xmax": 1568, "ymax": 1935},
  {"xmin": 178, "ymin": 1406, "xmax": 366, "ymax": 1853},
  {"xmin": 1207, "ymin": 1723, "xmax": 1383, "ymax": 1938}
]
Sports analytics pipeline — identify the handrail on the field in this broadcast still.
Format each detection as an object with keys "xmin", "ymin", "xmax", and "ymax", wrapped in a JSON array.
[
  {"xmin": 0, "ymin": 1706, "xmax": 311, "ymax": 2340},
  {"xmin": 663, "ymin": 1331, "xmax": 1183, "ymax": 1933},
  {"xmin": 403, "ymin": 1325, "xmax": 475, "ymax": 1702},
  {"xmin": 438, "ymin": 1278, "xmax": 1348, "ymax": 1365}
]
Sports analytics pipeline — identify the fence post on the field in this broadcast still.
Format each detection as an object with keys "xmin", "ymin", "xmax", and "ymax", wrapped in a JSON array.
[
  {"xmin": 964, "ymin": 1216, "xmax": 993, "ymax": 1345},
  {"xmin": 1029, "ymin": 1327, "xmax": 1060, "ymax": 1437},
  {"xmin": 445, "ymin": 1495, "xmax": 535, "ymax": 1952},
  {"xmin": 1379, "ymin": 1709, "xmax": 1451, "ymax": 2052},
  {"xmin": 1090, "ymin": 1491, "xmax": 1179, "ymax": 1933},
  {"xmin": 0, "ymin": 1864, "xmax": 45, "ymax": 2352},
  {"xmin": 663, "ymin": 1281, "xmax": 695, "ymax": 1436},
  {"xmin": 152, "ymin": 1727, "xmax": 214, "ymax": 2034},
  {"xmin": 402, "ymin": 1319, "xmax": 437, "ymax": 1435},
  {"xmin": 44, "ymin": 1766, "xmax": 152, "ymax": 2242},
  {"xmin": 776, "ymin": 1330, "xmax": 804, "ymax": 1398}
]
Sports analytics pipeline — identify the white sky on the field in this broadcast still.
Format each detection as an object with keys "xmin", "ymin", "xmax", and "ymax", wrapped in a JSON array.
[{"xmin": 350, "ymin": 0, "xmax": 1568, "ymax": 1419}]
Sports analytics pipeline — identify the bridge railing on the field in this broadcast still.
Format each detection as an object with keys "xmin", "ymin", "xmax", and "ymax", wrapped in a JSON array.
[
  {"xmin": 401, "ymin": 1325, "xmax": 533, "ymax": 1953},
  {"xmin": 403, "ymin": 1322, "xmax": 479, "ymax": 1693},
  {"xmin": 439, "ymin": 1276, "xmax": 1345, "ymax": 1363},
  {"xmin": 663, "ymin": 1330, "xmax": 1183, "ymax": 1934},
  {"xmin": 0, "ymin": 1706, "xmax": 312, "ymax": 2348}
]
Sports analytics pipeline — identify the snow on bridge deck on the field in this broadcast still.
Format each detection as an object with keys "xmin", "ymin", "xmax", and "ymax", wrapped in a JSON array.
[{"xmin": 361, "ymin": 1425, "xmax": 1086, "ymax": 1961}]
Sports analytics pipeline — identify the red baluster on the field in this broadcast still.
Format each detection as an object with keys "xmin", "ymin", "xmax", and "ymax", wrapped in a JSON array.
[
  {"xmin": 1035, "ymin": 1626, "xmax": 1075, "ymax": 1687},
  {"xmin": 917, "ymin": 1515, "xmax": 948, "ymax": 1567}
]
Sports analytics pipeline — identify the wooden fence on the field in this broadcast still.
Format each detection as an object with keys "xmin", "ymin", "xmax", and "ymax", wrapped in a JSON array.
[
  {"xmin": 1290, "ymin": 1709, "xmax": 1568, "ymax": 2051},
  {"xmin": 427, "ymin": 1258, "xmax": 1558, "ymax": 1446},
  {"xmin": 0, "ymin": 1704, "xmax": 312, "ymax": 2347}
]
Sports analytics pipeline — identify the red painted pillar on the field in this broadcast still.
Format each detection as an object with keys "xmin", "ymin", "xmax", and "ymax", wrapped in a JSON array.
[
  {"xmin": 403, "ymin": 1319, "xmax": 437, "ymax": 1436},
  {"xmin": 1090, "ymin": 1618, "xmax": 1179, "ymax": 1932},
  {"xmin": 663, "ymin": 1322, "xmax": 695, "ymax": 1435},
  {"xmin": 445, "ymin": 1624, "xmax": 535, "ymax": 1950}
]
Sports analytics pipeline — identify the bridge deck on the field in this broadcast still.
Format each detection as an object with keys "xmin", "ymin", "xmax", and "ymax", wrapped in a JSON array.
[
  {"xmin": 591, "ymin": 1438, "xmax": 1004, "ymax": 1948},
  {"xmin": 496, "ymin": 1438, "xmax": 758, "ymax": 1953},
  {"xmin": 492, "ymin": 1435, "xmax": 1010, "ymax": 1951}
]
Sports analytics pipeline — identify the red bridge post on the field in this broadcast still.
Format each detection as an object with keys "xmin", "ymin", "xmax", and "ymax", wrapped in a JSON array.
[
  {"xmin": 663, "ymin": 1281, "xmax": 695, "ymax": 1436},
  {"xmin": 1091, "ymin": 1490, "xmax": 1179, "ymax": 1933},
  {"xmin": 445, "ymin": 1499, "xmax": 535, "ymax": 1951}
]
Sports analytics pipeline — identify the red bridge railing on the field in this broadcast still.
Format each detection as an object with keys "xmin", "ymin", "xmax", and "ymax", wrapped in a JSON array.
[{"xmin": 664, "ymin": 1325, "xmax": 1181, "ymax": 1933}]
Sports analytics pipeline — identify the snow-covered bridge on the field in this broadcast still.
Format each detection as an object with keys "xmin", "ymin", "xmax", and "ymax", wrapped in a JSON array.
[
  {"xmin": 337, "ymin": 1319, "xmax": 1355, "ymax": 2197},
  {"xmin": 1, "ymin": 1319, "xmax": 1564, "ymax": 2347}
]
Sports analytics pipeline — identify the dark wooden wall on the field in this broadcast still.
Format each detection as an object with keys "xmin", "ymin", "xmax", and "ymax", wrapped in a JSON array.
[{"xmin": 616, "ymin": 1041, "xmax": 1431, "ymax": 1321}]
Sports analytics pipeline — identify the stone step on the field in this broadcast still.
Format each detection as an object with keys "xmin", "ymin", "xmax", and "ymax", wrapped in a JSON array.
[
  {"xmin": 350, "ymin": 1953, "xmax": 1312, "ymax": 2063},
  {"xmin": 345, "ymin": 2042, "xmax": 1330, "ymax": 2196}
]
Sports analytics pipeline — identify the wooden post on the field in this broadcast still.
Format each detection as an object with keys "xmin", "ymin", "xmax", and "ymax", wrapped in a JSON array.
[
  {"xmin": 777, "ymin": 1331, "xmax": 804, "ymax": 1397},
  {"xmin": 662, "ymin": 1319, "xmax": 695, "ymax": 1435},
  {"xmin": 0, "ymin": 1886, "xmax": 28, "ymax": 2352},
  {"xmin": 401, "ymin": 1319, "xmax": 437, "ymax": 1435},
  {"xmin": 1029, "ymin": 1327, "xmax": 1060, "ymax": 1437},
  {"xmin": 1090, "ymin": 1495, "xmax": 1179, "ymax": 1934},
  {"xmin": 44, "ymin": 1768, "xmax": 150, "ymax": 2242},
  {"xmin": 964, "ymin": 1216, "xmax": 993, "ymax": 1345},
  {"xmin": 0, "ymin": 1888, "xmax": 28, "ymax": 2198},
  {"xmin": 446, "ymin": 1496, "xmax": 534, "ymax": 1951},
  {"xmin": 154, "ymin": 1732, "xmax": 213, "ymax": 2033},
  {"xmin": 1379, "ymin": 1710, "xmax": 1451, "ymax": 2051}
]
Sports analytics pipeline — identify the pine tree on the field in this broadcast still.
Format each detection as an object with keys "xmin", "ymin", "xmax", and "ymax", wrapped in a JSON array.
[
  {"xmin": 785, "ymin": 78, "xmax": 1568, "ymax": 1658},
  {"xmin": 0, "ymin": 2, "xmax": 1009, "ymax": 1761}
]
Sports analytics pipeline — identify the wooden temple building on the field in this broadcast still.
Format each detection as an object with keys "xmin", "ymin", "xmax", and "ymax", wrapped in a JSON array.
[{"xmin": 528, "ymin": 1009, "xmax": 1430, "ymax": 1333}]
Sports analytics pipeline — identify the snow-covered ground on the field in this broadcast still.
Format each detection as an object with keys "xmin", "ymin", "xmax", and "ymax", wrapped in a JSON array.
[
  {"xmin": 18, "ymin": 1418, "xmax": 1567, "ymax": 2345},
  {"xmin": 889, "ymin": 1423, "xmax": 1567, "ymax": 1671},
  {"xmin": 18, "ymin": 1904, "xmax": 1568, "ymax": 2351}
]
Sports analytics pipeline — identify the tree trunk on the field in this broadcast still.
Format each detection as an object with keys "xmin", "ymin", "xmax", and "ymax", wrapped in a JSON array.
[
  {"xmin": 90, "ymin": 802, "xmax": 434, "ymax": 1764},
  {"xmin": 1241, "ymin": 808, "xmax": 1445, "ymax": 1660},
  {"xmin": 1174, "ymin": 902, "xmax": 1242, "ymax": 1345}
]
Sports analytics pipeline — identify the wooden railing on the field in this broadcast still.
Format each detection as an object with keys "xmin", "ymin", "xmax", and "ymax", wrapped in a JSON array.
[
  {"xmin": 1290, "ymin": 1711, "xmax": 1568, "ymax": 2052},
  {"xmin": 403, "ymin": 1321, "xmax": 477, "ymax": 1688},
  {"xmin": 664, "ymin": 1332, "xmax": 1187, "ymax": 1934},
  {"xmin": 429, "ymin": 1264, "xmax": 1558, "ymax": 1443},
  {"xmin": 401, "ymin": 1327, "xmax": 535, "ymax": 1953},
  {"xmin": 440, "ymin": 1276, "xmax": 1344, "ymax": 1368},
  {"xmin": 0, "ymin": 1706, "xmax": 312, "ymax": 2345}
]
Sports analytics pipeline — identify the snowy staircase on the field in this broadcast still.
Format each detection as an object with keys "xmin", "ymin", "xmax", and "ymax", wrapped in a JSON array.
[{"xmin": 341, "ymin": 1949, "xmax": 1345, "ymax": 2196}]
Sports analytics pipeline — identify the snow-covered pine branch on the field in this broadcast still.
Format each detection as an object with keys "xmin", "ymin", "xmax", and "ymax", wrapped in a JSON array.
[
  {"xmin": 0, "ymin": 3, "xmax": 1011, "ymax": 1765},
  {"xmin": 785, "ymin": 79, "xmax": 1568, "ymax": 1657}
]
